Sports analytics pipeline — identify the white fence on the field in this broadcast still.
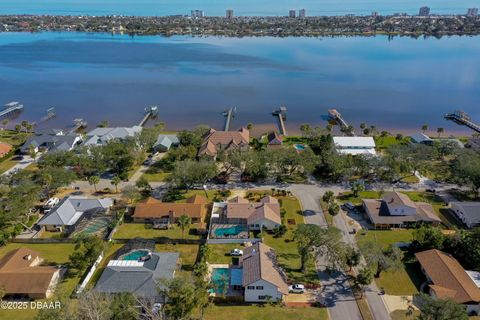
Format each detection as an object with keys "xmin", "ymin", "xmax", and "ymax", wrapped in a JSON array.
[{"xmin": 76, "ymin": 252, "xmax": 104, "ymax": 294}]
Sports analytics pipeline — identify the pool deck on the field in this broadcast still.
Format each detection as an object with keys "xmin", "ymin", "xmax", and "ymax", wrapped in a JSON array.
[{"xmin": 208, "ymin": 263, "xmax": 243, "ymax": 297}]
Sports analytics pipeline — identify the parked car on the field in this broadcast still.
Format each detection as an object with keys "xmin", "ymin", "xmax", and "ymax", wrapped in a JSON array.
[
  {"xmin": 230, "ymin": 249, "xmax": 243, "ymax": 256},
  {"xmin": 288, "ymin": 284, "xmax": 305, "ymax": 294},
  {"xmin": 43, "ymin": 197, "xmax": 59, "ymax": 209},
  {"xmin": 426, "ymin": 188, "xmax": 436, "ymax": 193}
]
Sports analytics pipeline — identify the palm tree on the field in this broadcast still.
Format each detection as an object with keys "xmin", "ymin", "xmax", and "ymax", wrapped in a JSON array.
[
  {"xmin": 421, "ymin": 124, "xmax": 428, "ymax": 133},
  {"xmin": 437, "ymin": 127, "xmax": 444, "ymax": 138},
  {"xmin": 111, "ymin": 176, "xmax": 121, "ymax": 193},
  {"xmin": 1, "ymin": 119, "xmax": 9, "ymax": 131},
  {"xmin": 88, "ymin": 175, "xmax": 100, "ymax": 192},
  {"xmin": 328, "ymin": 202, "xmax": 340, "ymax": 217},
  {"xmin": 380, "ymin": 131, "xmax": 389, "ymax": 143},
  {"xmin": 177, "ymin": 214, "xmax": 192, "ymax": 239}
]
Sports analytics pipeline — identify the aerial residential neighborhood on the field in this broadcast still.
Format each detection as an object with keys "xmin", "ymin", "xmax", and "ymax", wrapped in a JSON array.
[{"xmin": 0, "ymin": 1, "xmax": 479, "ymax": 320}]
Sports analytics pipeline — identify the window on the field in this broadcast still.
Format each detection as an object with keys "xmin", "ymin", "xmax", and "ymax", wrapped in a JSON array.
[
  {"xmin": 247, "ymin": 286, "xmax": 255, "ymax": 290},
  {"xmin": 258, "ymin": 296, "xmax": 266, "ymax": 300},
  {"xmin": 256, "ymin": 286, "xmax": 264, "ymax": 290}
]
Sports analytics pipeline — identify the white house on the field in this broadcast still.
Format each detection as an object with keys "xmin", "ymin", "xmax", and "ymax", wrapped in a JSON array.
[
  {"xmin": 333, "ymin": 136, "xmax": 376, "ymax": 155},
  {"xmin": 450, "ymin": 202, "xmax": 480, "ymax": 228},
  {"xmin": 242, "ymin": 242, "xmax": 288, "ymax": 302}
]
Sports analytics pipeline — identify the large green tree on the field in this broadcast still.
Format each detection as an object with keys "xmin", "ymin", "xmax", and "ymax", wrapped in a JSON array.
[{"xmin": 416, "ymin": 293, "xmax": 468, "ymax": 320}]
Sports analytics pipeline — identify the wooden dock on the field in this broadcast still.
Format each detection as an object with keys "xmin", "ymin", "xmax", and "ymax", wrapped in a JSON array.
[
  {"xmin": 223, "ymin": 107, "xmax": 236, "ymax": 131},
  {"xmin": 68, "ymin": 118, "xmax": 88, "ymax": 133},
  {"xmin": 0, "ymin": 101, "xmax": 24, "ymax": 119},
  {"xmin": 445, "ymin": 110, "xmax": 480, "ymax": 133},
  {"xmin": 139, "ymin": 106, "xmax": 158, "ymax": 127},
  {"xmin": 328, "ymin": 108, "xmax": 355, "ymax": 136},
  {"xmin": 272, "ymin": 107, "xmax": 288, "ymax": 136}
]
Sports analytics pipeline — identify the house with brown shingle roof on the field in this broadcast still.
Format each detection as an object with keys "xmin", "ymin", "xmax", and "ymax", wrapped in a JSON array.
[
  {"xmin": 242, "ymin": 242, "xmax": 288, "ymax": 302},
  {"xmin": 132, "ymin": 195, "xmax": 209, "ymax": 224},
  {"xmin": 224, "ymin": 196, "xmax": 282, "ymax": 230},
  {"xmin": 0, "ymin": 248, "xmax": 62, "ymax": 299},
  {"xmin": 0, "ymin": 141, "xmax": 12, "ymax": 157},
  {"xmin": 415, "ymin": 249, "xmax": 480, "ymax": 312},
  {"xmin": 362, "ymin": 191, "xmax": 441, "ymax": 229},
  {"xmin": 198, "ymin": 128, "xmax": 249, "ymax": 157}
]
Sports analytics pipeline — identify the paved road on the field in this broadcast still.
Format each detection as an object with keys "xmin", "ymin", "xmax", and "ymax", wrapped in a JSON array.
[
  {"xmin": 288, "ymin": 184, "xmax": 363, "ymax": 320},
  {"xmin": 1, "ymin": 155, "xmax": 35, "ymax": 176}
]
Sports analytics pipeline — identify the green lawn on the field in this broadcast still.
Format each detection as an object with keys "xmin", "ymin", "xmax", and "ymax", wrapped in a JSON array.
[
  {"xmin": 113, "ymin": 222, "xmax": 202, "ymax": 240},
  {"xmin": 356, "ymin": 230, "xmax": 423, "ymax": 295},
  {"xmin": 0, "ymin": 129, "xmax": 30, "ymax": 146},
  {"xmin": 204, "ymin": 305, "xmax": 328, "ymax": 320},
  {"xmin": 155, "ymin": 243, "xmax": 199, "ymax": 270},
  {"xmin": 337, "ymin": 191, "xmax": 383, "ymax": 206},
  {"xmin": 390, "ymin": 309, "xmax": 420, "ymax": 320},
  {"xmin": 174, "ymin": 189, "xmax": 218, "ymax": 202},
  {"xmin": 403, "ymin": 191, "xmax": 458, "ymax": 229},
  {"xmin": 375, "ymin": 136, "xmax": 410, "ymax": 150},
  {"xmin": 0, "ymin": 156, "xmax": 17, "ymax": 174},
  {"xmin": 207, "ymin": 243, "xmax": 241, "ymax": 264},
  {"xmin": 141, "ymin": 171, "xmax": 171, "ymax": 182},
  {"xmin": 0, "ymin": 243, "xmax": 81, "ymax": 320},
  {"xmin": 263, "ymin": 195, "xmax": 319, "ymax": 284}
]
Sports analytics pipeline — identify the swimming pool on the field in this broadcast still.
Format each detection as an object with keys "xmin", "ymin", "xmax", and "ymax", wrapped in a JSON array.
[
  {"xmin": 214, "ymin": 225, "xmax": 246, "ymax": 237},
  {"xmin": 210, "ymin": 268, "xmax": 230, "ymax": 294},
  {"xmin": 121, "ymin": 250, "xmax": 150, "ymax": 261},
  {"xmin": 294, "ymin": 144, "xmax": 306, "ymax": 151}
]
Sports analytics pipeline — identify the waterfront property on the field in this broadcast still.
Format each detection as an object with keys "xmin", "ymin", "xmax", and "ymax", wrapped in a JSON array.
[
  {"xmin": 83, "ymin": 126, "xmax": 142, "ymax": 147},
  {"xmin": 416, "ymin": 249, "xmax": 480, "ymax": 313},
  {"xmin": 36, "ymin": 196, "xmax": 113, "ymax": 233},
  {"xmin": 410, "ymin": 133, "xmax": 433, "ymax": 145},
  {"xmin": 198, "ymin": 128, "xmax": 249, "ymax": 158},
  {"xmin": 466, "ymin": 138, "xmax": 480, "ymax": 152},
  {"xmin": 362, "ymin": 191, "xmax": 441, "ymax": 229},
  {"xmin": 333, "ymin": 136, "xmax": 376, "ymax": 155},
  {"xmin": 0, "ymin": 248, "xmax": 63, "ymax": 299},
  {"xmin": 266, "ymin": 131, "xmax": 283, "ymax": 148},
  {"xmin": 132, "ymin": 195, "xmax": 209, "ymax": 225},
  {"xmin": 210, "ymin": 196, "xmax": 281, "ymax": 239},
  {"xmin": 94, "ymin": 239, "xmax": 180, "ymax": 302},
  {"xmin": 20, "ymin": 131, "xmax": 82, "ymax": 154},
  {"xmin": 449, "ymin": 202, "xmax": 480, "ymax": 229},
  {"xmin": 153, "ymin": 134, "xmax": 179, "ymax": 152}
]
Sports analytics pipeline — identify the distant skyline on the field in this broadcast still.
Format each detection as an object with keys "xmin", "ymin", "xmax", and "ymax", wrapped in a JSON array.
[{"xmin": 1, "ymin": 0, "xmax": 479, "ymax": 17}]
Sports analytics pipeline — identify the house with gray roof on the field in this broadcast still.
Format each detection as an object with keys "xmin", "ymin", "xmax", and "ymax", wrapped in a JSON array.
[
  {"xmin": 37, "ymin": 196, "xmax": 113, "ymax": 232},
  {"xmin": 411, "ymin": 133, "xmax": 433, "ymax": 145},
  {"xmin": 450, "ymin": 202, "xmax": 480, "ymax": 228},
  {"xmin": 153, "ymin": 134, "xmax": 180, "ymax": 152},
  {"xmin": 95, "ymin": 241, "xmax": 179, "ymax": 302},
  {"xmin": 21, "ymin": 133, "xmax": 82, "ymax": 154},
  {"xmin": 84, "ymin": 126, "xmax": 142, "ymax": 147}
]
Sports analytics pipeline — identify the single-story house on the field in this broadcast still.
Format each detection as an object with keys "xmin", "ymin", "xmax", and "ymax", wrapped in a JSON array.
[
  {"xmin": 333, "ymin": 136, "xmax": 376, "ymax": 156},
  {"xmin": 0, "ymin": 141, "xmax": 12, "ymax": 157},
  {"xmin": 20, "ymin": 132, "xmax": 82, "ymax": 154},
  {"xmin": 0, "ymin": 248, "xmax": 62, "ymax": 299},
  {"xmin": 37, "ymin": 196, "xmax": 113, "ymax": 232},
  {"xmin": 198, "ymin": 128, "xmax": 249, "ymax": 157},
  {"xmin": 416, "ymin": 249, "xmax": 480, "ymax": 313},
  {"xmin": 266, "ymin": 132, "xmax": 283, "ymax": 148},
  {"xmin": 83, "ymin": 126, "xmax": 142, "ymax": 147},
  {"xmin": 95, "ymin": 239, "xmax": 179, "ymax": 303},
  {"xmin": 449, "ymin": 202, "xmax": 480, "ymax": 229},
  {"xmin": 411, "ymin": 133, "xmax": 433, "ymax": 145},
  {"xmin": 153, "ymin": 134, "xmax": 180, "ymax": 152},
  {"xmin": 132, "ymin": 195, "xmax": 209, "ymax": 224},
  {"xmin": 363, "ymin": 191, "xmax": 441, "ymax": 229},
  {"xmin": 222, "ymin": 196, "xmax": 282, "ymax": 231},
  {"xmin": 242, "ymin": 242, "xmax": 288, "ymax": 302}
]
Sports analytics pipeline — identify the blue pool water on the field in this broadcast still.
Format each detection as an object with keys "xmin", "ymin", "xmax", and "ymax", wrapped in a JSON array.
[
  {"xmin": 294, "ymin": 144, "xmax": 306, "ymax": 151},
  {"xmin": 211, "ymin": 268, "xmax": 230, "ymax": 294},
  {"xmin": 121, "ymin": 250, "xmax": 149, "ymax": 261},
  {"xmin": 214, "ymin": 225, "xmax": 246, "ymax": 237}
]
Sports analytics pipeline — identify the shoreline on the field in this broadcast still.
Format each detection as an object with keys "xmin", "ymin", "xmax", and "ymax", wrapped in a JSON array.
[{"xmin": 1, "ymin": 14, "xmax": 480, "ymax": 38}]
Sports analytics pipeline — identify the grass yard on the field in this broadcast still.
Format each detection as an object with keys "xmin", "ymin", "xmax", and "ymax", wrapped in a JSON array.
[
  {"xmin": 207, "ymin": 243, "xmax": 242, "ymax": 264},
  {"xmin": 204, "ymin": 305, "xmax": 328, "ymax": 320},
  {"xmin": 0, "ymin": 129, "xmax": 30, "ymax": 146},
  {"xmin": 174, "ymin": 189, "xmax": 218, "ymax": 202},
  {"xmin": 403, "ymin": 191, "xmax": 458, "ymax": 228},
  {"xmin": 113, "ymin": 222, "xmax": 203, "ymax": 240},
  {"xmin": 155, "ymin": 243, "xmax": 199, "ymax": 270},
  {"xmin": 141, "ymin": 171, "xmax": 171, "ymax": 182},
  {"xmin": 0, "ymin": 156, "xmax": 17, "ymax": 174},
  {"xmin": 337, "ymin": 191, "xmax": 383, "ymax": 206},
  {"xmin": 356, "ymin": 230, "xmax": 423, "ymax": 295},
  {"xmin": 375, "ymin": 136, "xmax": 409, "ymax": 150}
]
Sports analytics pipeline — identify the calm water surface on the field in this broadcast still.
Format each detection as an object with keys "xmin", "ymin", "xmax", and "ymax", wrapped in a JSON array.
[
  {"xmin": 1, "ymin": 0, "xmax": 479, "ymax": 16},
  {"xmin": 0, "ymin": 32, "xmax": 479, "ymax": 134}
]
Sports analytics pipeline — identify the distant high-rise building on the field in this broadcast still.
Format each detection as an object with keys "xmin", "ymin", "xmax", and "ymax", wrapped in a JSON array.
[
  {"xmin": 289, "ymin": 10, "xmax": 296, "ymax": 18},
  {"xmin": 419, "ymin": 6, "xmax": 430, "ymax": 16},
  {"xmin": 299, "ymin": 9, "xmax": 306, "ymax": 18},
  {"xmin": 371, "ymin": 11, "xmax": 379, "ymax": 17},
  {"xmin": 226, "ymin": 9, "xmax": 234, "ymax": 19},
  {"xmin": 467, "ymin": 8, "xmax": 479, "ymax": 16},
  {"xmin": 191, "ymin": 10, "xmax": 204, "ymax": 18}
]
